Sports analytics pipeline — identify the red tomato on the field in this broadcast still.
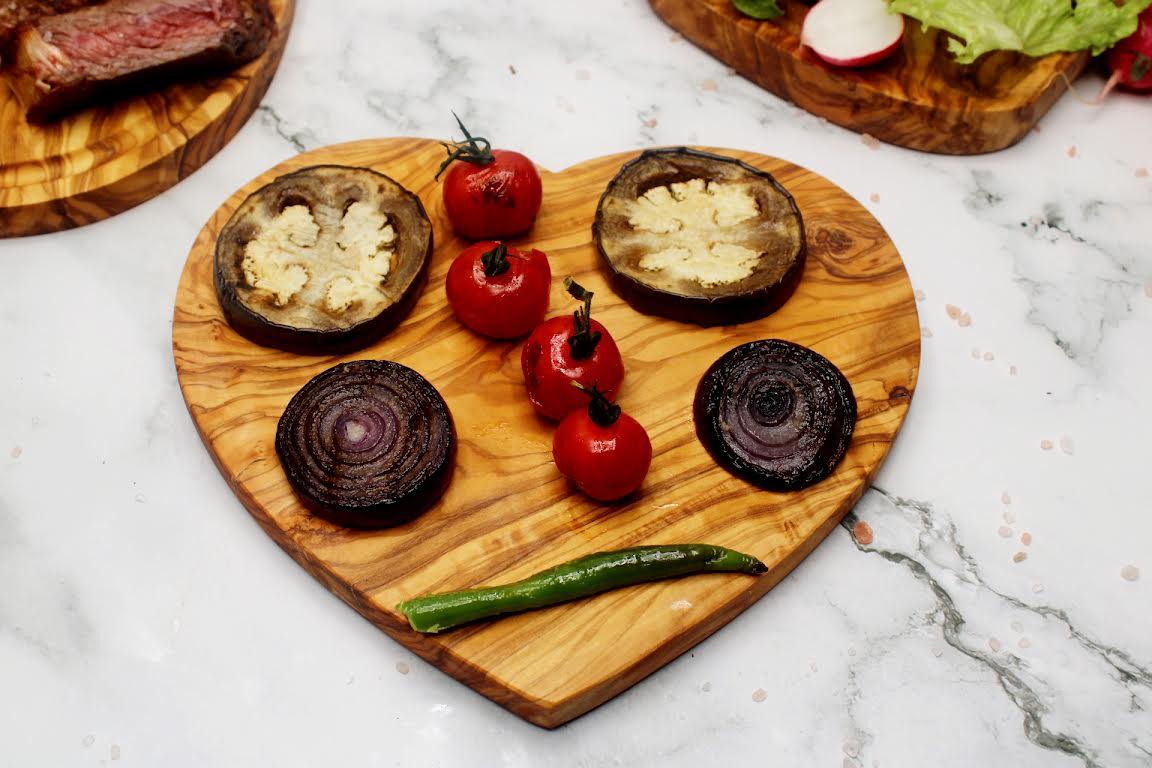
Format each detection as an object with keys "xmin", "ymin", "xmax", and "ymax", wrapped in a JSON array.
[
  {"xmin": 446, "ymin": 241, "xmax": 551, "ymax": 339},
  {"xmin": 437, "ymin": 115, "xmax": 542, "ymax": 240},
  {"xmin": 553, "ymin": 388, "xmax": 652, "ymax": 502},
  {"xmin": 521, "ymin": 279, "xmax": 624, "ymax": 421}
]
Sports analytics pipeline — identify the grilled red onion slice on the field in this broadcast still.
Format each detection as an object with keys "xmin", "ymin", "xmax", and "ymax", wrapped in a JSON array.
[
  {"xmin": 694, "ymin": 340, "xmax": 856, "ymax": 491},
  {"xmin": 276, "ymin": 360, "xmax": 455, "ymax": 528}
]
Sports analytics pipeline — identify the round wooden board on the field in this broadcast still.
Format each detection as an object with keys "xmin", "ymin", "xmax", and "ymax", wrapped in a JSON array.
[
  {"xmin": 0, "ymin": 0, "xmax": 295, "ymax": 238},
  {"xmin": 173, "ymin": 138, "xmax": 921, "ymax": 728},
  {"xmin": 650, "ymin": 0, "xmax": 1087, "ymax": 155}
]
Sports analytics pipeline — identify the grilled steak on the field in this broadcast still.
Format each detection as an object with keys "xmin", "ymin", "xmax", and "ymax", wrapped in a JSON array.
[
  {"xmin": 0, "ymin": 0, "xmax": 104, "ymax": 54},
  {"xmin": 9, "ymin": 0, "xmax": 274, "ymax": 122}
]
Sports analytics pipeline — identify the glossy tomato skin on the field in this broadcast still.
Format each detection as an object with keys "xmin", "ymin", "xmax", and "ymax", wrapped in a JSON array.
[
  {"xmin": 445, "ymin": 241, "xmax": 551, "ymax": 339},
  {"xmin": 553, "ymin": 408, "xmax": 652, "ymax": 502},
  {"xmin": 442, "ymin": 150, "xmax": 543, "ymax": 240},
  {"xmin": 521, "ymin": 316, "xmax": 624, "ymax": 421}
]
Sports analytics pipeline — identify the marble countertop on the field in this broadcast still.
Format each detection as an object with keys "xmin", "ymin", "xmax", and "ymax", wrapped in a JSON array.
[{"xmin": 2, "ymin": 1, "xmax": 1150, "ymax": 765}]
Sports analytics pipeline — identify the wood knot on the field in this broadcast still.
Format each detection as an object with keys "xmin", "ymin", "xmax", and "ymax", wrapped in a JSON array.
[
  {"xmin": 813, "ymin": 228, "xmax": 854, "ymax": 255},
  {"xmin": 888, "ymin": 385, "xmax": 911, "ymax": 400}
]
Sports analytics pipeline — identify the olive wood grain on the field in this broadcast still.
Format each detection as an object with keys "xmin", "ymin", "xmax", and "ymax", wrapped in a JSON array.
[
  {"xmin": 650, "ymin": 0, "xmax": 1088, "ymax": 155},
  {"xmin": 172, "ymin": 138, "xmax": 921, "ymax": 728},
  {"xmin": 0, "ymin": 0, "xmax": 294, "ymax": 238}
]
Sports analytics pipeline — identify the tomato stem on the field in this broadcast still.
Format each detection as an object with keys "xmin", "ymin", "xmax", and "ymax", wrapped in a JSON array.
[
  {"xmin": 435, "ymin": 112, "xmax": 495, "ymax": 180},
  {"xmin": 480, "ymin": 243, "xmax": 511, "ymax": 278},
  {"xmin": 564, "ymin": 277, "xmax": 602, "ymax": 359},
  {"xmin": 572, "ymin": 381, "xmax": 621, "ymax": 427}
]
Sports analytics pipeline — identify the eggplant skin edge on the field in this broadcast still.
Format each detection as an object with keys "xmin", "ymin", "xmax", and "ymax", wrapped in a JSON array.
[
  {"xmin": 213, "ymin": 164, "xmax": 434, "ymax": 356},
  {"xmin": 592, "ymin": 147, "xmax": 807, "ymax": 327}
]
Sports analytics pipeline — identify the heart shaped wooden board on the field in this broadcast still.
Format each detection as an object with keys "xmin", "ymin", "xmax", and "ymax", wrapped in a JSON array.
[
  {"xmin": 172, "ymin": 138, "xmax": 920, "ymax": 728},
  {"xmin": 650, "ymin": 0, "xmax": 1087, "ymax": 155},
  {"xmin": 0, "ymin": 0, "xmax": 295, "ymax": 238}
]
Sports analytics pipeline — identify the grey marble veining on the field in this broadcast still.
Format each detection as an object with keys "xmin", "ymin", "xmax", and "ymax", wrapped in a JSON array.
[{"xmin": 1, "ymin": 1, "xmax": 1150, "ymax": 765}]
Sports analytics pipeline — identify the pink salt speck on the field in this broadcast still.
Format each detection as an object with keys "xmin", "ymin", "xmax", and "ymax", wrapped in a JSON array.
[
  {"xmin": 1136, "ymin": 167, "xmax": 1149, "ymax": 178},
  {"xmin": 971, "ymin": 348, "xmax": 982, "ymax": 359},
  {"xmin": 914, "ymin": 289, "xmax": 926, "ymax": 301},
  {"xmin": 1067, "ymin": 145, "xmax": 1078, "ymax": 158},
  {"xmin": 989, "ymin": 637, "xmax": 1002, "ymax": 652},
  {"xmin": 984, "ymin": 352, "xmax": 995, "ymax": 361},
  {"xmin": 998, "ymin": 526, "xmax": 1013, "ymax": 538},
  {"xmin": 958, "ymin": 313, "xmax": 972, "ymax": 327},
  {"xmin": 701, "ymin": 79, "xmax": 719, "ymax": 91},
  {"xmin": 869, "ymin": 193, "xmax": 881, "ymax": 203},
  {"xmin": 643, "ymin": 118, "xmax": 658, "ymax": 128},
  {"xmin": 752, "ymin": 688, "xmax": 767, "ymax": 702},
  {"xmin": 1144, "ymin": 280, "xmax": 1152, "ymax": 298},
  {"xmin": 1009, "ymin": 365, "xmax": 1018, "ymax": 376},
  {"xmin": 1059, "ymin": 436, "xmax": 1075, "ymax": 455},
  {"xmin": 1019, "ymin": 637, "xmax": 1032, "ymax": 649},
  {"xmin": 1021, "ymin": 532, "xmax": 1032, "ymax": 546},
  {"xmin": 575, "ymin": 69, "xmax": 590, "ymax": 81},
  {"xmin": 945, "ymin": 304, "xmax": 963, "ymax": 320},
  {"xmin": 862, "ymin": 133, "xmax": 881, "ymax": 150},
  {"xmin": 396, "ymin": 662, "xmax": 410, "ymax": 675},
  {"xmin": 1121, "ymin": 565, "xmax": 1140, "ymax": 582},
  {"xmin": 1001, "ymin": 492, "xmax": 1012, "ymax": 505},
  {"xmin": 9, "ymin": 446, "xmax": 21, "ymax": 459},
  {"xmin": 1013, "ymin": 551, "xmax": 1028, "ymax": 563},
  {"xmin": 111, "ymin": 745, "xmax": 121, "ymax": 761},
  {"xmin": 853, "ymin": 521, "xmax": 874, "ymax": 546},
  {"xmin": 1040, "ymin": 439, "xmax": 1054, "ymax": 451}
]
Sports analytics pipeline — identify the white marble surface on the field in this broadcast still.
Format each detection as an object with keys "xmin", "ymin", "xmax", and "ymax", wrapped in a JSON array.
[{"xmin": 2, "ymin": 1, "xmax": 1151, "ymax": 765}]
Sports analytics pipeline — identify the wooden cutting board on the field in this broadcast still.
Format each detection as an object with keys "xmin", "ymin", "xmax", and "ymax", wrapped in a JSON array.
[
  {"xmin": 0, "ymin": 0, "xmax": 294, "ymax": 238},
  {"xmin": 651, "ymin": 0, "xmax": 1088, "ymax": 155},
  {"xmin": 172, "ymin": 138, "xmax": 920, "ymax": 728}
]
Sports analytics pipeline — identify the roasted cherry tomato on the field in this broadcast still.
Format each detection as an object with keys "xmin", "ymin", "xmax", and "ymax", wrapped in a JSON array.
[
  {"xmin": 553, "ymin": 385, "xmax": 652, "ymax": 502},
  {"xmin": 521, "ymin": 278, "xmax": 624, "ymax": 421},
  {"xmin": 446, "ymin": 241, "xmax": 551, "ymax": 339},
  {"xmin": 436, "ymin": 114, "xmax": 542, "ymax": 240}
]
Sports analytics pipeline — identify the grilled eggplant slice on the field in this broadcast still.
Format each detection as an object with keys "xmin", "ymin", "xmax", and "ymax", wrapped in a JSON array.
[
  {"xmin": 593, "ymin": 148, "xmax": 805, "ymax": 326},
  {"xmin": 214, "ymin": 165, "xmax": 433, "ymax": 354}
]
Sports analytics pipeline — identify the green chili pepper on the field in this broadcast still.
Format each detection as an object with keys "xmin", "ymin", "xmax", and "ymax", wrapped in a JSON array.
[{"xmin": 396, "ymin": 544, "xmax": 768, "ymax": 633}]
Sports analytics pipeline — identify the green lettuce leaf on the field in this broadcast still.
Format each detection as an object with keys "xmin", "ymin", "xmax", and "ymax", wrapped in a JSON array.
[
  {"xmin": 732, "ymin": 0, "xmax": 785, "ymax": 20},
  {"xmin": 888, "ymin": 0, "xmax": 1152, "ymax": 63}
]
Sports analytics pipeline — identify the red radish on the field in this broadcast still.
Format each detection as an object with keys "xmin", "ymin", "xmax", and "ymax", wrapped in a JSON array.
[
  {"xmin": 800, "ymin": 0, "xmax": 905, "ymax": 68},
  {"xmin": 1097, "ymin": 6, "xmax": 1152, "ymax": 102}
]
